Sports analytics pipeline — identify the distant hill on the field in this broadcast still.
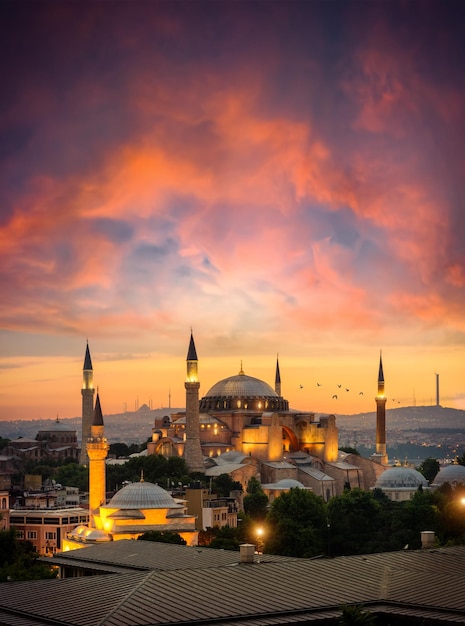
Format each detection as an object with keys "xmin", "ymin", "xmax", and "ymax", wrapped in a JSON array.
[
  {"xmin": 335, "ymin": 405, "xmax": 465, "ymax": 431},
  {"xmin": 0, "ymin": 406, "xmax": 184, "ymax": 445},
  {"xmin": 1, "ymin": 404, "xmax": 464, "ymax": 445}
]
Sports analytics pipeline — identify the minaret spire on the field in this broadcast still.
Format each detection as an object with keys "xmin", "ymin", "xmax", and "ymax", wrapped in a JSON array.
[
  {"xmin": 80, "ymin": 341, "xmax": 95, "ymax": 465},
  {"xmin": 374, "ymin": 350, "xmax": 388, "ymax": 465},
  {"xmin": 275, "ymin": 354, "xmax": 281, "ymax": 396},
  {"xmin": 184, "ymin": 331, "xmax": 205, "ymax": 473}
]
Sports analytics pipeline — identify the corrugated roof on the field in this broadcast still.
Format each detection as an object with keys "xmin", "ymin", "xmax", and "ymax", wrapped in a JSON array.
[{"xmin": 4, "ymin": 544, "xmax": 465, "ymax": 625}]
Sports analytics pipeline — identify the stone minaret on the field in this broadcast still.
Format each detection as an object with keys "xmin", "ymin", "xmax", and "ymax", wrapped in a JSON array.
[
  {"xmin": 375, "ymin": 352, "xmax": 388, "ymax": 465},
  {"xmin": 184, "ymin": 332, "xmax": 205, "ymax": 473},
  {"xmin": 80, "ymin": 342, "xmax": 95, "ymax": 465},
  {"xmin": 275, "ymin": 355, "xmax": 281, "ymax": 397},
  {"xmin": 86, "ymin": 392, "xmax": 109, "ymax": 525}
]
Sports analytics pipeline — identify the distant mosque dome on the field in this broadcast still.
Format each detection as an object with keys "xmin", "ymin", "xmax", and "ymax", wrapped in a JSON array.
[
  {"xmin": 105, "ymin": 480, "xmax": 183, "ymax": 510},
  {"xmin": 432, "ymin": 464, "xmax": 465, "ymax": 487},
  {"xmin": 38, "ymin": 420, "xmax": 74, "ymax": 433},
  {"xmin": 375, "ymin": 467, "xmax": 428, "ymax": 491},
  {"xmin": 199, "ymin": 367, "xmax": 288, "ymax": 412}
]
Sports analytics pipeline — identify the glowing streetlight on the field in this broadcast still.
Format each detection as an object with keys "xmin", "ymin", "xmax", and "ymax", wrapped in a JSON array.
[{"xmin": 256, "ymin": 527, "xmax": 264, "ymax": 554}]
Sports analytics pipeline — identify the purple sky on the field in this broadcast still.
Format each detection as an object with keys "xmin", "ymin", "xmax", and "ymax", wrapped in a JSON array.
[{"xmin": 1, "ymin": 0, "xmax": 464, "ymax": 420}]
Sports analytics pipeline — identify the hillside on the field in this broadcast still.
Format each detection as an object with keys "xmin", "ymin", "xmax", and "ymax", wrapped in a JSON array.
[{"xmin": 1, "ymin": 404, "xmax": 464, "ymax": 446}]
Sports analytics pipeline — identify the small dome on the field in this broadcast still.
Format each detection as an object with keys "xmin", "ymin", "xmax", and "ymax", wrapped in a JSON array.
[
  {"xmin": 263, "ymin": 479, "xmax": 309, "ymax": 490},
  {"xmin": 67, "ymin": 525, "xmax": 111, "ymax": 542},
  {"xmin": 375, "ymin": 467, "xmax": 428, "ymax": 490},
  {"xmin": 432, "ymin": 464, "xmax": 465, "ymax": 486},
  {"xmin": 205, "ymin": 373, "xmax": 277, "ymax": 399},
  {"xmin": 38, "ymin": 420, "xmax": 73, "ymax": 433},
  {"xmin": 106, "ymin": 481, "xmax": 183, "ymax": 510}
]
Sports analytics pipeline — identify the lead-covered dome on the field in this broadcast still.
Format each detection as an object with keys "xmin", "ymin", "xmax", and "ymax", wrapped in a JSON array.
[
  {"xmin": 432, "ymin": 464, "xmax": 465, "ymax": 486},
  {"xmin": 205, "ymin": 373, "xmax": 278, "ymax": 398},
  {"xmin": 199, "ymin": 368, "xmax": 289, "ymax": 412},
  {"xmin": 106, "ymin": 481, "xmax": 183, "ymax": 510},
  {"xmin": 375, "ymin": 467, "xmax": 428, "ymax": 490}
]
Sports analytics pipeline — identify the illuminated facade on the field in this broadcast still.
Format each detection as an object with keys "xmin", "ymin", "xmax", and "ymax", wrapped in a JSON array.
[
  {"xmin": 148, "ymin": 333, "xmax": 339, "ymax": 468},
  {"xmin": 64, "ymin": 385, "xmax": 198, "ymax": 551}
]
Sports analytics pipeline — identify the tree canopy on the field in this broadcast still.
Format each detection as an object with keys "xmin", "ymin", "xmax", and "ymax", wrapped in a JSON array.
[
  {"xmin": 0, "ymin": 530, "xmax": 57, "ymax": 582},
  {"xmin": 266, "ymin": 488, "xmax": 327, "ymax": 557}
]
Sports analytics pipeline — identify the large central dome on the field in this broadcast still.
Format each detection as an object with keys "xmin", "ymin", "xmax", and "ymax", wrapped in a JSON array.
[
  {"xmin": 199, "ymin": 368, "xmax": 289, "ymax": 412},
  {"xmin": 205, "ymin": 372, "xmax": 278, "ymax": 399}
]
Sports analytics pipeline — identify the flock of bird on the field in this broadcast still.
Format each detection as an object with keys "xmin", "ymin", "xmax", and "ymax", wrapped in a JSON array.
[
  {"xmin": 298, "ymin": 382, "xmax": 365, "ymax": 400},
  {"xmin": 298, "ymin": 382, "xmax": 402, "ymax": 403}
]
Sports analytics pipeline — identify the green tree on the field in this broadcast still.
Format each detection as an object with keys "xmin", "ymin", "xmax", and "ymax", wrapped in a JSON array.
[
  {"xmin": 328, "ymin": 489, "xmax": 388, "ymax": 556},
  {"xmin": 418, "ymin": 457, "xmax": 440, "ymax": 483},
  {"xmin": 0, "ymin": 530, "xmax": 57, "ymax": 582},
  {"xmin": 339, "ymin": 446, "xmax": 360, "ymax": 456},
  {"xmin": 137, "ymin": 531, "xmax": 186, "ymax": 545},
  {"xmin": 266, "ymin": 488, "xmax": 327, "ymax": 557},
  {"xmin": 243, "ymin": 477, "xmax": 268, "ymax": 521},
  {"xmin": 213, "ymin": 473, "xmax": 243, "ymax": 497},
  {"xmin": 109, "ymin": 442, "xmax": 130, "ymax": 458},
  {"xmin": 207, "ymin": 525, "xmax": 241, "ymax": 551},
  {"xmin": 339, "ymin": 605, "xmax": 376, "ymax": 625},
  {"xmin": 54, "ymin": 462, "xmax": 88, "ymax": 492}
]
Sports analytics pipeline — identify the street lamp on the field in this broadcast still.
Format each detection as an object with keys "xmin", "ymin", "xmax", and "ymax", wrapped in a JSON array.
[{"xmin": 256, "ymin": 527, "xmax": 264, "ymax": 554}]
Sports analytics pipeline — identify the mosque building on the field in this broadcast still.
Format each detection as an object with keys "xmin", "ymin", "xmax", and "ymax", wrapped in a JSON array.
[
  {"xmin": 65, "ymin": 390, "xmax": 198, "ymax": 551},
  {"xmin": 77, "ymin": 334, "xmax": 390, "ymax": 536}
]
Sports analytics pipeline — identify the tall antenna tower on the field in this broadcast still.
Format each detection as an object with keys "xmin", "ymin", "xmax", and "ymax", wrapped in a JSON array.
[{"xmin": 435, "ymin": 372, "xmax": 440, "ymax": 407}]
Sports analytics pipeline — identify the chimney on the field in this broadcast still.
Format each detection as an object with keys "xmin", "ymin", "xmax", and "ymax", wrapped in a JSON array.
[
  {"xmin": 240, "ymin": 543, "xmax": 255, "ymax": 563},
  {"xmin": 421, "ymin": 531, "xmax": 435, "ymax": 549}
]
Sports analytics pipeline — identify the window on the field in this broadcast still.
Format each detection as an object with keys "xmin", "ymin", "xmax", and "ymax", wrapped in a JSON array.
[
  {"xmin": 16, "ymin": 530, "xmax": 24, "ymax": 539},
  {"xmin": 27, "ymin": 531, "xmax": 37, "ymax": 540},
  {"xmin": 45, "ymin": 532, "xmax": 56, "ymax": 540}
]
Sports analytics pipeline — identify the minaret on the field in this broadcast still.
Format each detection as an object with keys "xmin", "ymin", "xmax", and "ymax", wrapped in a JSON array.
[
  {"xmin": 86, "ymin": 392, "xmax": 109, "ymax": 525},
  {"xmin": 184, "ymin": 332, "xmax": 205, "ymax": 473},
  {"xmin": 375, "ymin": 351, "xmax": 388, "ymax": 465},
  {"xmin": 275, "ymin": 354, "xmax": 281, "ymax": 396},
  {"xmin": 80, "ymin": 342, "xmax": 95, "ymax": 465}
]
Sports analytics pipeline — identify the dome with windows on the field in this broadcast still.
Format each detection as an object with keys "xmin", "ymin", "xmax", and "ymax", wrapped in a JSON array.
[
  {"xmin": 375, "ymin": 467, "xmax": 428, "ymax": 491},
  {"xmin": 199, "ymin": 368, "xmax": 289, "ymax": 412}
]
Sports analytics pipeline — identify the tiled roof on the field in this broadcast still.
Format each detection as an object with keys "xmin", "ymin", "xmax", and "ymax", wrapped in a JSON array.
[{"xmin": 3, "ymin": 544, "xmax": 465, "ymax": 625}]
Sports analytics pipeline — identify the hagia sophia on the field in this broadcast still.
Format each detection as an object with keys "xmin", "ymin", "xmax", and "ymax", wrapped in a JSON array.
[{"xmin": 61, "ymin": 333, "xmax": 397, "ymax": 550}]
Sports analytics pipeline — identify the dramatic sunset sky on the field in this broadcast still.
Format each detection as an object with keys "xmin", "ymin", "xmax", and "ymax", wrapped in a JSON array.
[{"xmin": 1, "ymin": 0, "xmax": 464, "ymax": 421}]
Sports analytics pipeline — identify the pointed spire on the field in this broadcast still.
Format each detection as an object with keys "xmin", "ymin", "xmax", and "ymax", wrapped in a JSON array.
[
  {"xmin": 83, "ymin": 341, "xmax": 93, "ymax": 371},
  {"xmin": 93, "ymin": 393, "xmax": 104, "ymax": 426},
  {"xmin": 275, "ymin": 354, "xmax": 281, "ymax": 384},
  {"xmin": 378, "ymin": 351, "xmax": 384, "ymax": 383},
  {"xmin": 377, "ymin": 350, "xmax": 385, "ymax": 396},
  {"xmin": 187, "ymin": 331, "xmax": 198, "ymax": 361}
]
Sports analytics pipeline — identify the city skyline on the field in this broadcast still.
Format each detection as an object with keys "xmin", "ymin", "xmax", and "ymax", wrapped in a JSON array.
[{"xmin": 1, "ymin": 1, "xmax": 464, "ymax": 420}]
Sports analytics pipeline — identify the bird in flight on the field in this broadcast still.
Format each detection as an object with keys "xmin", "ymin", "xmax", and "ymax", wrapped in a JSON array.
[
  {"xmin": 345, "ymin": 388, "xmax": 350, "ymax": 392},
  {"xmin": 332, "ymin": 394, "xmax": 338, "ymax": 399},
  {"xmin": 299, "ymin": 385, "xmax": 304, "ymax": 389},
  {"xmin": 359, "ymin": 392, "xmax": 364, "ymax": 395},
  {"xmin": 337, "ymin": 384, "xmax": 342, "ymax": 388},
  {"xmin": 317, "ymin": 382, "xmax": 322, "ymax": 387}
]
